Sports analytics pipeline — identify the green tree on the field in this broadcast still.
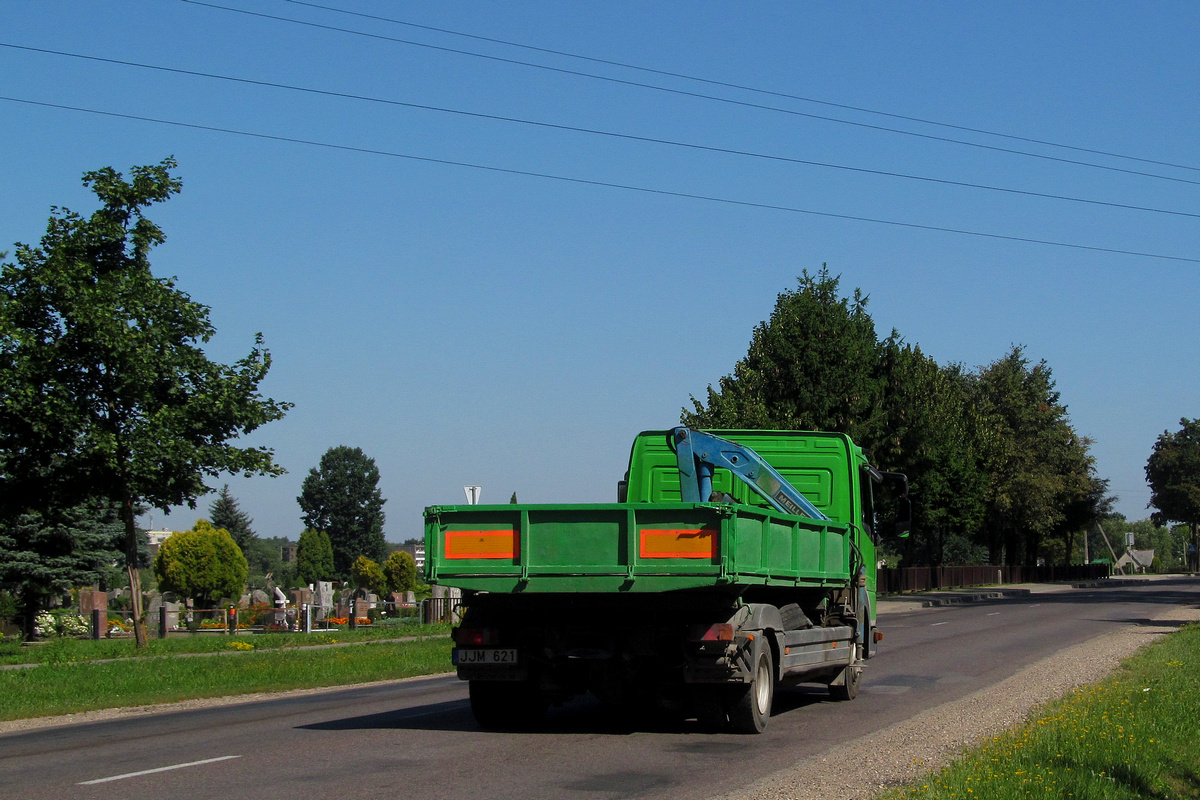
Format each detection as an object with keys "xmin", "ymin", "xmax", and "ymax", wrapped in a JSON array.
[
  {"xmin": 384, "ymin": 549, "xmax": 418, "ymax": 595},
  {"xmin": 973, "ymin": 348, "xmax": 1099, "ymax": 566},
  {"xmin": 1049, "ymin": 470, "xmax": 1113, "ymax": 566},
  {"xmin": 874, "ymin": 338, "xmax": 986, "ymax": 566},
  {"xmin": 297, "ymin": 446, "xmax": 387, "ymax": 576},
  {"xmin": 295, "ymin": 528, "xmax": 334, "ymax": 585},
  {"xmin": 152, "ymin": 519, "xmax": 248, "ymax": 610},
  {"xmin": 243, "ymin": 536, "xmax": 290, "ymax": 586},
  {"xmin": 0, "ymin": 160, "xmax": 290, "ymax": 646},
  {"xmin": 350, "ymin": 555, "xmax": 387, "ymax": 596},
  {"xmin": 0, "ymin": 503, "xmax": 130, "ymax": 638},
  {"xmin": 682, "ymin": 269, "xmax": 965, "ymax": 564},
  {"xmin": 1146, "ymin": 418, "xmax": 1200, "ymax": 571},
  {"xmin": 684, "ymin": 267, "xmax": 884, "ymax": 444},
  {"xmin": 209, "ymin": 485, "xmax": 255, "ymax": 552}
]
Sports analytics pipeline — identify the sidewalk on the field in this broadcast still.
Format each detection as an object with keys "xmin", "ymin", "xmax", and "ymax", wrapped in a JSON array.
[{"xmin": 876, "ymin": 573, "xmax": 1183, "ymax": 616}]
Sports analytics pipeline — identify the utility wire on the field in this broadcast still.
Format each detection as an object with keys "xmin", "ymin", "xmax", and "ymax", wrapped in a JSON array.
[
  {"xmin": 4, "ymin": 95, "xmax": 1197, "ymax": 265},
  {"xmin": 179, "ymin": 0, "xmax": 1199, "ymax": 187},
  {"xmin": 6, "ymin": 42, "xmax": 1198, "ymax": 218},
  {"xmin": 282, "ymin": 0, "xmax": 1200, "ymax": 176}
]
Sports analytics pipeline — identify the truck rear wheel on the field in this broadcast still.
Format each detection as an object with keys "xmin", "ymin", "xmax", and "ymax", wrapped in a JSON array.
[
  {"xmin": 829, "ymin": 643, "xmax": 862, "ymax": 701},
  {"xmin": 468, "ymin": 680, "xmax": 547, "ymax": 730},
  {"xmin": 728, "ymin": 645, "xmax": 773, "ymax": 734}
]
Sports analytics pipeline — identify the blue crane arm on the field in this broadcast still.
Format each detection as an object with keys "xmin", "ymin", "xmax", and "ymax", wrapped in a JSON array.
[{"xmin": 671, "ymin": 427, "xmax": 830, "ymax": 520}]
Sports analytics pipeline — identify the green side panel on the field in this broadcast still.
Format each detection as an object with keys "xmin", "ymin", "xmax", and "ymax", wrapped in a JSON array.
[
  {"xmin": 425, "ymin": 502, "xmax": 852, "ymax": 593},
  {"xmin": 728, "ymin": 512, "xmax": 850, "ymax": 582}
]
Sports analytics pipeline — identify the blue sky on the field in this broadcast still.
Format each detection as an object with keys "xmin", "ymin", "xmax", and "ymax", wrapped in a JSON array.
[{"xmin": 3, "ymin": 1, "xmax": 1197, "ymax": 541}]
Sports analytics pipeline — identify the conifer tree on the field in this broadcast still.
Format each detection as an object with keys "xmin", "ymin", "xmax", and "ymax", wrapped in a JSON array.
[{"xmin": 209, "ymin": 485, "xmax": 256, "ymax": 551}]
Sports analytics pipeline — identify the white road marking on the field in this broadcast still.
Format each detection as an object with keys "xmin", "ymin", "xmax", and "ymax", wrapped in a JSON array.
[
  {"xmin": 931, "ymin": 621, "xmax": 949, "ymax": 626},
  {"xmin": 78, "ymin": 755, "xmax": 241, "ymax": 785},
  {"xmin": 988, "ymin": 612, "xmax": 1001, "ymax": 616}
]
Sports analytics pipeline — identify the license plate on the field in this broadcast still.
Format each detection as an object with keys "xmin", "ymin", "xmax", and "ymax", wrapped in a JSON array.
[{"xmin": 455, "ymin": 648, "xmax": 518, "ymax": 665}]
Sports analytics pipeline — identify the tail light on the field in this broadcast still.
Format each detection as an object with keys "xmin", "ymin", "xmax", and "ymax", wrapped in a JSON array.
[
  {"xmin": 454, "ymin": 627, "xmax": 499, "ymax": 646},
  {"xmin": 688, "ymin": 623, "xmax": 734, "ymax": 642}
]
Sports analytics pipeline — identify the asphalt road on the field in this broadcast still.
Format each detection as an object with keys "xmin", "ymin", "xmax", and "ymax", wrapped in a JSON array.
[{"xmin": 2, "ymin": 578, "xmax": 1197, "ymax": 800}]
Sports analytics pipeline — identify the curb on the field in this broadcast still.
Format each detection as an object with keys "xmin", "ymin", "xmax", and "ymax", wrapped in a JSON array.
[
  {"xmin": 1070, "ymin": 579, "xmax": 1150, "ymax": 588},
  {"xmin": 920, "ymin": 588, "xmax": 1031, "ymax": 607}
]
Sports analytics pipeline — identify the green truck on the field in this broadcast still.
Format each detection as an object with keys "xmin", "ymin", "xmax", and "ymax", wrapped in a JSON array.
[{"xmin": 424, "ymin": 427, "xmax": 909, "ymax": 733}]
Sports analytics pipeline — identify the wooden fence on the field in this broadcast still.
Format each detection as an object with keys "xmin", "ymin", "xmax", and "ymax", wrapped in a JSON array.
[{"xmin": 877, "ymin": 563, "xmax": 1111, "ymax": 595}]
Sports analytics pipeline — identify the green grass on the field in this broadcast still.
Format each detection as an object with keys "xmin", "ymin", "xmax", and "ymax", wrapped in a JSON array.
[
  {"xmin": 0, "ymin": 622, "xmax": 452, "ymax": 665},
  {"xmin": 882, "ymin": 622, "xmax": 1200, "ymax": 800},
  {"xmin": 0, "ymin": 636, "xmax": 455, "ymax": 721}
]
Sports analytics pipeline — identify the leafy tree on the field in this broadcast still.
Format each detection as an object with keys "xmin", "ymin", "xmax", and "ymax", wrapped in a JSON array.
[
  {"xmin": 1146, "ymin": 419, "xmax": 1200, "ymax": 571},
  {"xmin": 243, "ymin": 536, "xmax": 293, "ymax": 586},
  {"xmin": 297, "ymin": 446, "xmax": 387, "ymax": 576},
  {"xmin": 0, "ymin": 160, "xmax": 290, "ymax": 646},
  {"xmin": 973, "ymin": 348, "xmax": 1099, "ymax": 566},
  {"xmin": 209, "ymin": 485, "xmax": 255, "ymax": 551},
  {"xmin": 682, "ymin": 269, "xmax": 966, "ymax": 564},
  {"xmin": 153, "ymin": 519, "xmax": 248, "ymax": 610},
  {"xmin": 296, "ymin": 528, "xmax": 334, "ymax": 585},
  {"xmin": 874, "ymin": 338, "xmax": 986, "ymax": 566},
  {"xmin": 679, "ymin": 272, "xmax": 1111, "ymax": 569},
  {"xmin": 350, "ymin": 555, "xmax": 387, "ymax": 596},
  {"xmin": 1049, "ymin": 470, "xmax": 1113, "ymax": 567},
  {"xmin": 684, "ymin": 267, "xmax": 884, "ymax": 444},
  {"xmin": 941, "ymin": 534, "xmax": 989, "ymax": 566},
  {"xmin": 384, "ymin": 549, "xmax": 418, "ymax": 595},
  {"xmin": 0, "ymin": 504, "xmax": 130, "ymax": 638}
]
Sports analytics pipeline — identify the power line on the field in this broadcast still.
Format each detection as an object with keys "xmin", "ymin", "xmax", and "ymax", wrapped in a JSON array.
[
  {"xmin": 7, "ymin": 42, "xmax": 1199, "ymax": 219},
  {"xmin": 178, "ymin": 0, "xmax": 1200, "ymax": 188},
  {"xmin": 4, "ymin": 95, "xmax": 1197, "ymax": 265},
  {"xmin": 281, "ymin": 0, "xmax": 1200, "ymax": 176}
]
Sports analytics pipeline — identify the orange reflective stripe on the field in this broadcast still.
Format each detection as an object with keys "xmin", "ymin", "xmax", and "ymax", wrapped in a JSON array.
[
  {"xmin": 638, "ymin": 527, "xmax": 717, "ymax": 559},
  {"xmin": 444, "ymin": 529, "xmax": 517, "ymax": 559}
]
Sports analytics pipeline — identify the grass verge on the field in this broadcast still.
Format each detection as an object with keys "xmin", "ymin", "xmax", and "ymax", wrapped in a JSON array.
[
  {"xmin": 0, "ymin": 637, "xmax": 453, "ymax": 721},
  {"xmin": 0, "ymin": 623, "xmax": 452, "ymax": 665},
  {"xmin": 881, "ymin": 622, "xmax": 1200, "ymax": 800}
]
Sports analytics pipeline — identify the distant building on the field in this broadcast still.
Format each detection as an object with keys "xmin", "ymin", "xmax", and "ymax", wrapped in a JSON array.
[
  {"xmin": 1115, "ymin": 549, "xmax": 1155, "ymax": 574},
  {"xmin": 144, "ymin": 530, "xmax": 175, "ymax": 557},
  {"xmin": 281, "ymin": 543, "xmax": 298, "ymax": 563},
  {"xmin": 390, "ymin": 541, "xmax": 425, "ymax": 571}
]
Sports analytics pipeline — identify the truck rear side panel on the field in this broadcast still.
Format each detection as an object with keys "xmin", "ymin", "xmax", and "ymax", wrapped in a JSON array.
[{"xmin": 425, "ymin": 501, "xmax": 853, "ymax": 593}]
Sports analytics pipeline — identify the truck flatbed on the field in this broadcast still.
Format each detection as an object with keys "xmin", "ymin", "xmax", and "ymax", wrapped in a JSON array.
[{"xmin": 425, "ymin": 500, "xmax": 852, "ymax": 594}]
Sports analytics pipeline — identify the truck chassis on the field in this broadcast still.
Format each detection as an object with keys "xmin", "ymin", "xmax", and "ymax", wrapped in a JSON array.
[{"xmin": 453, "ymin": 586, "xmax": 870, "ymax": 733}]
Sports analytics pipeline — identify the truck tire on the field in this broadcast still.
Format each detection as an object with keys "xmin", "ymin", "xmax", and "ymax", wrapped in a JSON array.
[
  {"xmin": 728, "ymin": 645, "xmax": 774, "ymax": 734},
  {"xmin": 468, "ymin": 679, "xmax": 547, "ymax": 730},
  {"xmin": 829, "ymin": 642, "xmax": 862, "ymax": 701}
]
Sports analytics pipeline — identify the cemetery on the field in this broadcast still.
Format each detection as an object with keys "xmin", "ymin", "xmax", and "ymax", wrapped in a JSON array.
[{"xmin": 19, "ymin": 581, "xmax": 461, "ymax": 643}]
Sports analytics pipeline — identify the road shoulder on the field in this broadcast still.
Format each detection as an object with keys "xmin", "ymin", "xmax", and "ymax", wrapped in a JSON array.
[{"xmin": 721, "ymin": 600, "xmax": 1200, "ymax": 800}]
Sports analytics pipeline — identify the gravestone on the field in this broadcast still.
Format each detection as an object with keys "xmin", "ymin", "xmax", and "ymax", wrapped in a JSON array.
[
  {"xmin": 312, "ymin": 581, "xmax": 333, "ymax": 615},
  {"xmin": 79, "ymin": 589, "xmax": 107, "ymax": 635}
]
